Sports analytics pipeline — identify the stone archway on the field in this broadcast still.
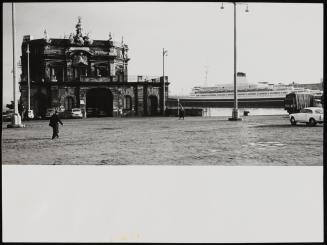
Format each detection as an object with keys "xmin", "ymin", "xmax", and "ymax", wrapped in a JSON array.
[
  {"xmin": 31, "ymin": 92, "xmax": 48, "ymax": 118},
  {"xmin": 148, "ymin": 95, "xmax": 158, "ymax": 116},
  {"xmin": 86, "ymin": 88, "xmax": 113, "ymax": 117}
]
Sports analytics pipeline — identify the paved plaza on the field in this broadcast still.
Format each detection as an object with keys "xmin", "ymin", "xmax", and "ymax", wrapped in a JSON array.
[{"xmin": 2, "ymin": 115, "xmax": 323, "ymax": 166}]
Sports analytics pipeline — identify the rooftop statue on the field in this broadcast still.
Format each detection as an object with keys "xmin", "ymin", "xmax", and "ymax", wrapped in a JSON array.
[
  {"xmin": 69, "ymin": 16, "xmax": 93, "ymax": 46},
  {"xmin": 43, "ymin": 29, "xmax": 51, "ymax": 43}
]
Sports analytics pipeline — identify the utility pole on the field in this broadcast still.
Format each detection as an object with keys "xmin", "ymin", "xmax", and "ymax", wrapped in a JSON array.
[
  {"xmin": 204, "ymin": 64, "xmax": 208, "ymax": 87},
  {"xmin": 162, "ymin": 48, "xmax": 168, "ymax": 115}
]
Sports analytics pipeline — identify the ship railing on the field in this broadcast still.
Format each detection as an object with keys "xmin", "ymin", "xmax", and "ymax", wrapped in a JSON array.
[{"xmin": 193, "ymin": 90, "xmax": 290, "ymax": 98}]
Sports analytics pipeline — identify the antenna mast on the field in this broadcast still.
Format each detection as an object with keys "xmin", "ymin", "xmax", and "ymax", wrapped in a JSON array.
[{"xmin": 204, "ymin": 65, "xmax": 208, "ymax": 87}]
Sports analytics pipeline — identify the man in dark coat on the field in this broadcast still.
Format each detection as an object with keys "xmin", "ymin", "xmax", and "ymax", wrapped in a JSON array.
[
  {"xmin": 179, "ymin": 104, "xmax": 185, "ymax": 120},
  {"xmin": 49, "ymin": 111, "xmax": 63, "ymax": 139}
]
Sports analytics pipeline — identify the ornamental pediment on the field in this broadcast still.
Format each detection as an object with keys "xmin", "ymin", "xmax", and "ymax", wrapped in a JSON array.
[{"xmin": 68, "ymin": 17, "xmax": 93, "ymax": 46}]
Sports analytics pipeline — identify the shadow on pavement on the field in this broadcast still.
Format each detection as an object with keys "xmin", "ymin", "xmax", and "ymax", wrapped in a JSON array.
[
  {"xmin": 99, "ymin": 128, "xmax": 121, "ymax": 130},
  {"xmin": 3, "ymin": 137, "xmax": 50, "ymax": 143},
  {"xmin": 252, "ymin": 124, "xmax": 322, "ymax": 128}
]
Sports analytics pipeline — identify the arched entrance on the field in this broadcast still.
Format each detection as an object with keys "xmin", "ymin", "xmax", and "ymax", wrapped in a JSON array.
[
  {"xmin": 86, "ymin": 88, "xmax": 113, "ymax": 117},
  {"xmin": 31, "ymin": 92, "xmax": 47, "ymax": 118},
  {"xmin": 148, "ymin": 95, "xmax": 158, "ymax": 116}
]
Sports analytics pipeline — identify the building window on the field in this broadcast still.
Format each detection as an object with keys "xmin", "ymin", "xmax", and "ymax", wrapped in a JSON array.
[
  {"xmin": 74, "ymin": 68, "xmax": 78, "ymax": 79},
  {"xmin": 50, "ymin": 66, "xmax": 64, "ymax": 82},
  {"xmin": 50, "ymin": 67, "xmax": 57, "ymax": 82},
  {"xmin": 73, "ymin": 67, "xmax": 87, "ymax": 80},
  {"xmin": 124, "ymin": 95, "xmax": 132, "ymax": 110},
  {"xmin": 96, "ymin": 66, "xmax": 108, "ymax": 77},
  {"xmin": 80, "ymin": 67, "xmax": 87, "ymax": 76}
]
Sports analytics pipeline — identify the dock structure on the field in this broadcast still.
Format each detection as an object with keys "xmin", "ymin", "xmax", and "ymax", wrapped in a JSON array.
[{"xmin": 167, "ymin": 96, "xmax": 285, "ymax": 109}]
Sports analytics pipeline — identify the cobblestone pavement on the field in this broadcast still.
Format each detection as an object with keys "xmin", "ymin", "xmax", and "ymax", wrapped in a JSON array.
[{"xmin": 2, "ymin": 115, "xmax": 323, "ymax": 165}]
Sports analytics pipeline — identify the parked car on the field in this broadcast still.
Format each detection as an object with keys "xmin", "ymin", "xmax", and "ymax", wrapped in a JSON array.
[
  {"xmin": 2, "ymin": 110, "xmax": 13, "ymax": 122},
  {"xmin": 289, "ymin": 107, "xmax": 323, "ymax": 126},
  {"xmin": 45, "ymin": 108, "xmax": 56, "ymax": 118},
  {"xmin": 66, "ymin": 108, "xmax": 83, "ymax": 119}
]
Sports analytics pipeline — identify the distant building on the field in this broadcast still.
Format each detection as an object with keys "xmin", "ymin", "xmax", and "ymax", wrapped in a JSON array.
[{"xmin": 19, "ymin": 17, "xmax": 168, "ymax": 118}]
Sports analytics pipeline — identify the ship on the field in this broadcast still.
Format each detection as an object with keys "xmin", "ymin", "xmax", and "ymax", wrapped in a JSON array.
[{"xmin": 167, "ymin": 73, "xmax": 323, "ymax": 109}]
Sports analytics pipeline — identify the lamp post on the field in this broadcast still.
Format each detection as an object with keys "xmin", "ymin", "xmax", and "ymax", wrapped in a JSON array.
[
  {"xmin": 162, "ymin": 48, "xmax": 168, "ymax": 115},
  {"xmin": 121, "ymin": 36, "xmax": 125, "ymax": 83},
  {"xmin": 8, "ymin": 2, "xmax": 24, "ymax": 128},
  {"xmin": 27, "ymin": 42, "xmax": 31, "ymax": 113},
  {"xmin": 220, "ymin": 2, "xmax": 249, "ymax": 121},
  {"xmin": 26, "ymin": 42, "xmax": 34, "ymax": 119}
]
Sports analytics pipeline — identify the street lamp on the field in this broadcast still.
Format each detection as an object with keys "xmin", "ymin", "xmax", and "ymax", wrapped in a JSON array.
[
  {"xmin": 7, "ymin": 2, "xmax": 24, "ymax": 128},
  {"xmin": 27, "ymin": 43, "xmax": 30, "ymax": 113},
  {"xmin": 121, "ymin": 36, "xmax": 125, "ymax": 83},
  {"xmin": 162, "ymin": 48, "xmax": 168, "ymax": 115},
  {"xmin": 26, "ymin": 42, "xmax": 34, "ymax": 119},
  {"xmin": 220, "ymin": 2, "xmax": 249, "ymax": 121}
]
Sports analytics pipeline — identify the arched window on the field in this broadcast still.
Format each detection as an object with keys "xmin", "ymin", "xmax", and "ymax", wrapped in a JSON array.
[
  {"xmin": 124, "ymin": 95, "xmax": 132, "ymax": 110},
  {"xmin": 65, "ymin": 96, "xmax": 74, "ymax": 110}
]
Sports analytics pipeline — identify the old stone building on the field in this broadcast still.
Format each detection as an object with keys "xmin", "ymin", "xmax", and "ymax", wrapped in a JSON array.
[{"xmin": 19, "ymin": 17, "xmax": 168, "ymax": 118}]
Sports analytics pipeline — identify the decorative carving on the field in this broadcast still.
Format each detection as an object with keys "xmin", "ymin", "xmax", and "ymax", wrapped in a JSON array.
[
  {"xmin": 43, "ymin": 29, "xmax": 51, "ymax": 44},
  {"xmin": 73, "ymin": 52, "xmax": 88, "ymax": 66},
  {"xmin": 84, "ymin": 32, "xmax": 93, "ymax": 45},
  {"xmin": 69, "ymin": 33, "xmax": 74, "ymax": 44},
  {"xmin": 68, "ymin": 16, "xmax": 93, "ymax": 46}
]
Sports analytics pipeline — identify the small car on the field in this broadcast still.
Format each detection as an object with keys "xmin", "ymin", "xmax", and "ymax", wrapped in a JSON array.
[
  {"xmin": 289, "ymin": 107, "xmax": 323, "ymax": 126},
  {"xmin": 66, "ymin": 108, "xmax": 83, "ymax": 118},
  {"xmin": 2, "ymin": 111, "xmax": 13, "ymax": 122},
  {"xmin": 45, "ymin": 108, "xmax": 56, "ymax": 118}
]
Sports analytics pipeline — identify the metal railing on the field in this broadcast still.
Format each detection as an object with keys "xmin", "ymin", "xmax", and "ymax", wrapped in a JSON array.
[
  {"xmin": 127, "ymin": 75, "xmax": 161, "ymax": 83},
  {"xmin": 77, "ymin": 75, "xmax": 163, "ymax": 83}
]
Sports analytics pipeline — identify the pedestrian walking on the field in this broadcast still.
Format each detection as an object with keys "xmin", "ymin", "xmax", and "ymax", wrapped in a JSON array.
[
  {"xmin": 49, "ymin": 111, "xmax": 63, "ymax": 139},
  {"xmin": 179, "ymin": 103, "xmax": 185, "ymax": 120}
]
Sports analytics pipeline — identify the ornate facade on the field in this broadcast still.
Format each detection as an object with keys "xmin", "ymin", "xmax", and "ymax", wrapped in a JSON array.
[{"xmin": 19, "ymin": 17, "xmax": 168, "ymax": 118}]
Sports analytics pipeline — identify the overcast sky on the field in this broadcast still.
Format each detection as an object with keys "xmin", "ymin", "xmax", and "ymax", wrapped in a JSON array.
[{"xmin": 2, "ymin": 2, "xmax": 323, "ymax": 107}]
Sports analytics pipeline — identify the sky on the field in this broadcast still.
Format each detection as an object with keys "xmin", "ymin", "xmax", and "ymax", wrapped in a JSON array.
[{"xmin": 2, "ymin": 2, "xmax": 323, "ymax": 108}]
